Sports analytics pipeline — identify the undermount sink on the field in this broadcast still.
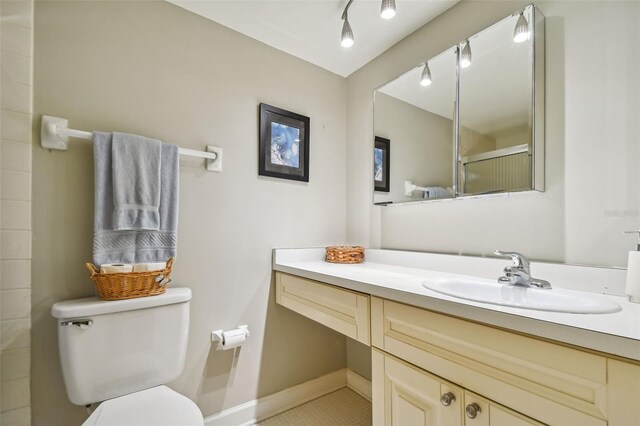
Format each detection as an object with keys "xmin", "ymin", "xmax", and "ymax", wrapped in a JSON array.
[{"xmin": 422, "ymin": 277, "xmax": 622, "ymax": 314}]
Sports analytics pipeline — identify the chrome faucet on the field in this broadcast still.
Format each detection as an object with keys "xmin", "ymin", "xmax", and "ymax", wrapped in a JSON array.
[{"xmin": 494, "ymin": 250, "xmax": 551, "ymax": 289}]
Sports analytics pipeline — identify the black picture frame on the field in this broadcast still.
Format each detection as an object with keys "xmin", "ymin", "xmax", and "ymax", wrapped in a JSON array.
[
  {"xmin": 259, "ymin": 103, "xmax": 310, "ymax": 182},
  {"xmin": 374, "ymin": 136, "xmax": 390, "ymax": 192}
]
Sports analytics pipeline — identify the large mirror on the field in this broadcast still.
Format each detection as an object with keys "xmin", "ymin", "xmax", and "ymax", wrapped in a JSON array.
[{"xmin": 373, "ymin": 4, "xmax": 544, "ymax": 205}]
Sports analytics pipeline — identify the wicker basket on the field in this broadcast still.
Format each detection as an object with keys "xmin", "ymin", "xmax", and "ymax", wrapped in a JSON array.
[
  {"xmin": 85, "ymin": 258, "xmax": 175, "ymax": 301},
  {"xmin": 325, "ymin": 246, "xmax": 365, "ymax": 264}
]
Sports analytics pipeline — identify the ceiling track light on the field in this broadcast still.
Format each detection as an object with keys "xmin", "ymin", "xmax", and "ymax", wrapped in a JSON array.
[
  {"xmin": 513, "ymin": 11, "xmax": 530, "ymax": 43},
  {"xmin": 461, "ymin": 40, "xmax": 472, "ymax": 68},
  {"xmin": 341, "ymin": 16, "xmax": 354, "ymax": 48},
  {"xmin": 380, "ymin": 0, "xmax": 396, "ymax": 20},
  {"xmin": 420, "ymin": 62, "xmax": 432, "ymax": 86},
  {"xmin": 340, "ymin": 0, "xmax": 396, "ymax": 48},
  {"xmin": 341, "ymin": 0, "xmax": 355, "ymax": 48}
]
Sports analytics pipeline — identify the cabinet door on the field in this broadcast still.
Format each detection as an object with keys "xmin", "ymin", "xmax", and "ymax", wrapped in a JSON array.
[
  {"xmin": 464, "ymin": 391, "xmax": 543, "ymax": 426},
  {"xmin": 462, "ymin": 392, "xmax": 489, "ymax": 426},
  {"xmin": 373, "ymin": 349, "xmax": 462, "ymax": 426},
  {"xmin": 607, "ymin": 359, "xmax": 640, "ymax": 426}
]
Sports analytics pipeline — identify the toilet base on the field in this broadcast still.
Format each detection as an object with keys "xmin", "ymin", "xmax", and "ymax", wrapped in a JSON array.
[{"xmin": 83, "ymin": 385, "xmax": 203, "ymax": 426}]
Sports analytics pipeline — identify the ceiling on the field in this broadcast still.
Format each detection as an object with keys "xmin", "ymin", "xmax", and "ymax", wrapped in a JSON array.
[{"xmin": 167, "ymin": 0, "xmax": 460, "ymax": 77}]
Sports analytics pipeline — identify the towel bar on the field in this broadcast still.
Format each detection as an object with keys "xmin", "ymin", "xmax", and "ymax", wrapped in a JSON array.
[{"xmin": 40, "ymin": 115, "xmax": 222, "ymax": 172}]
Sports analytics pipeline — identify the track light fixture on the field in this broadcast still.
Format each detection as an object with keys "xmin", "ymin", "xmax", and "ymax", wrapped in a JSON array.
[
  {"xmin": 340, "ymin": 0, "xmax": 396, "ymax": 48},
  {"xmin": 513, "ymin": 12, "xmax": 529, "ymax": 43},
  {"xmin": 380, "ymin": 0, "xmax": 396, "ymax": 20},
  {"xmin": 461, "ymin": 40, "xmax": 472, "ymax": 68},
  {"xmin": 420, "ymin": 62, "xmax": 432, "ymax": 86},
  {"xmin": 341, "ymin": 0, "xmax": 355, "ymax": 48},
  {"xmin": 341, "ymin": 16, "xmax": 354, "ymax": 47}
]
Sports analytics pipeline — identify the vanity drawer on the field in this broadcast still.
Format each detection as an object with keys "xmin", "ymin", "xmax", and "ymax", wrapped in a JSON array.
[
  {"xmin": 275, "ymin": 272, "xmax": 370, "ymax": 345},
  {"xmin": 371, "ymin": 297, "xmax": 608, "ymax": 425}
]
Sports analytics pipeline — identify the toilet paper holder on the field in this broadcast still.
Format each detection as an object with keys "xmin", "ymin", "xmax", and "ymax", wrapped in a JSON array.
[{"xmin": 211, "ymin": 325, "xmax": 250, "ymax": 350}]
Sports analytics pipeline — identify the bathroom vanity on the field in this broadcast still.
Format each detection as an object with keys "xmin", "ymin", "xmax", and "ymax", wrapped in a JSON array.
[{"xmin": 273, "ymin": 248, "xmax": 640, "ymax": 426}]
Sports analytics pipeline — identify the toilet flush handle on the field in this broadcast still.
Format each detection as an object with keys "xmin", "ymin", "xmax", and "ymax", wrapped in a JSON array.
[{"xmin": 60, "ymin": 319, "xmax": 93, "ymax": 330}]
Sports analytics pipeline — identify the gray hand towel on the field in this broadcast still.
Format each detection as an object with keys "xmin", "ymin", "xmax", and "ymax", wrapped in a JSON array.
[
  {"xmin": 112, "ymin": 132, "xmax": 161, "ymax": 231},
  {"xmin": 93, "ymin": 131, "xmax": 179, "ymax": 266}
]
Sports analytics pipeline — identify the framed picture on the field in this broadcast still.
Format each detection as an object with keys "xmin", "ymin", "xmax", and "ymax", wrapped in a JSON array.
[
  {"xmin": 374, "ymin": 136, "xmax": 390, "ymax": 192},
  {"xmin": 259, "ymin": 103, "xmax": 310, "ymax": 182}
]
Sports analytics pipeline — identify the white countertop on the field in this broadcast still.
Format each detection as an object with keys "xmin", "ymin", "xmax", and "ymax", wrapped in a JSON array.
[{"xmin": 273, "ymin": 248, "xmax": 640, "ymax": 361}]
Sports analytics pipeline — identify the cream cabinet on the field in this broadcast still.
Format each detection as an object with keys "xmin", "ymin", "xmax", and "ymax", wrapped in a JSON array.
[
  {"xmin": 275, "ymin": 272, "xmax": 370, "ymax": 344},
  {"xmin": 372, "ymin": 349, "xmax": 463, "ymax": 425},
  {"xmin": 371, "ymin": 297, "xmax": 640, "ymax": 426},
  {"xmin": 373, "ymin": 349, "xmax": 543, "ymax": 426},
  {"xmin": 463, "ymin": 391, "xmax": 543, "ymax": 426}
]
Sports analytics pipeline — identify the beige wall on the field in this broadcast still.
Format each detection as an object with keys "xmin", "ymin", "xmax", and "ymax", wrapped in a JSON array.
[
  {"xmin": 373, "ymin": 92, "xmax": 453, "ymax": 204},
  {"xmin": 0, "ymin": 1, "xmax": 33, "ymax": 424},
  {"xmin": 459, "ymin": 125, "xmax": 496, "ymax": 156},
  {"xmin": 347, "ymin": 0, "xmax": 640, "ymax": 268},
  {"xmin": 493, "ymin": 124, "xmax": 530, "ymax": 150},
  {"xmin": 346, "ymin": 339, "xmax": 371, "ymax": 381},
  {"xmin": 32, "ymin": 1, "xmax": 348, "ymax": 424}
]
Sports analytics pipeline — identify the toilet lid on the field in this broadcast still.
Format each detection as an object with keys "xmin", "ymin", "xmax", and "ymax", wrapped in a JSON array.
[{"xmin": 83, "ymin": 386, "xmax": 203, "ymax": 426}]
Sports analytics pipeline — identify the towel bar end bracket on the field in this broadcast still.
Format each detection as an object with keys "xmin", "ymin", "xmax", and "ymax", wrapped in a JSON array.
[
  {"xmin": 41, "ymin": 115, "xmax": 70, "ymax": 151},
  {"xmin": 206, "ymin": 146, "xmax": 222, "ymax": 172}
]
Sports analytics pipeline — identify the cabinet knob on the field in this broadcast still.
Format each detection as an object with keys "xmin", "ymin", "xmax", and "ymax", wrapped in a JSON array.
[
  {"xmin": 465, "ymin": 403, "xmax": 481, "ymax": 419},
  {"xmin": 440, "ymin": 392, "xmax": 456, "ymax": 406}
]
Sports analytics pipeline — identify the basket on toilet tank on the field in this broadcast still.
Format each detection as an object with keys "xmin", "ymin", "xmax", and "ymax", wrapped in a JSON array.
[{"xmin": 85, "ymin": 257, "xmax": 175, "ymax": 301}]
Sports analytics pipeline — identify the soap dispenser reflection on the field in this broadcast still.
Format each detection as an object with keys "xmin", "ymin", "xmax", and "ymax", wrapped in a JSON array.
[{"xmin": 624, "ymin": 231, "xmax": 640, "ymax": 303}]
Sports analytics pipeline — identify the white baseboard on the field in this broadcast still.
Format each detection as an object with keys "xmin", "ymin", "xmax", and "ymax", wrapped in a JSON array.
[
  {"xmin": 203, "ymin": 369, "xmax": 372, "ymax": 425},
  {"xmin": 346, "ymin": 370, "xmax": 372, "ymax": 402},
  {"xmin": 204, "ymin": 368, "xmax": 352, "ymax": 426}
]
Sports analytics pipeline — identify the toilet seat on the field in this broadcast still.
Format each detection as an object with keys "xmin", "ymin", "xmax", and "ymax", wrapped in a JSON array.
[{"xmin": 83, "ymin": 385, "xmax": 203, "ymax": 426}]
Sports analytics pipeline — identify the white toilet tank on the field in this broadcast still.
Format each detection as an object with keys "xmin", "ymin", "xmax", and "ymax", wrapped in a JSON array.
[{"xmin": 51, "ymin": 288, "xmax": 192, "ymax": 406}]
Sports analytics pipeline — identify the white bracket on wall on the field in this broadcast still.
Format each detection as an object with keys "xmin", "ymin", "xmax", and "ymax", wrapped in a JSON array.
[
  {"xmin": 206, "ymin": 146, "xmax": 223, "ymax": 172},
  {"xmin": 41, "ymin": 115, "xmax": 71, "ymax": 150}
]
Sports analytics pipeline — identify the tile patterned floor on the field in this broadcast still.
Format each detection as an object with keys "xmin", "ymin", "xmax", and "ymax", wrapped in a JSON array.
[{"xmin": 256, "ymin": 387, "xmax": 372, "ymax": 426}]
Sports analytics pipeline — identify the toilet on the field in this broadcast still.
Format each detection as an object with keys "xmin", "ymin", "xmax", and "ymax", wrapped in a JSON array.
[{"xmin": 51, "ymin": 288, "xmax": 204, "ymax": 426}]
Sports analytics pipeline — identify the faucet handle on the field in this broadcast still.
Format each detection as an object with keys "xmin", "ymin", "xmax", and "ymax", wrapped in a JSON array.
[{"xmin": 494, "ymin": 250, "xmax": 530, "ymax": 271}]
